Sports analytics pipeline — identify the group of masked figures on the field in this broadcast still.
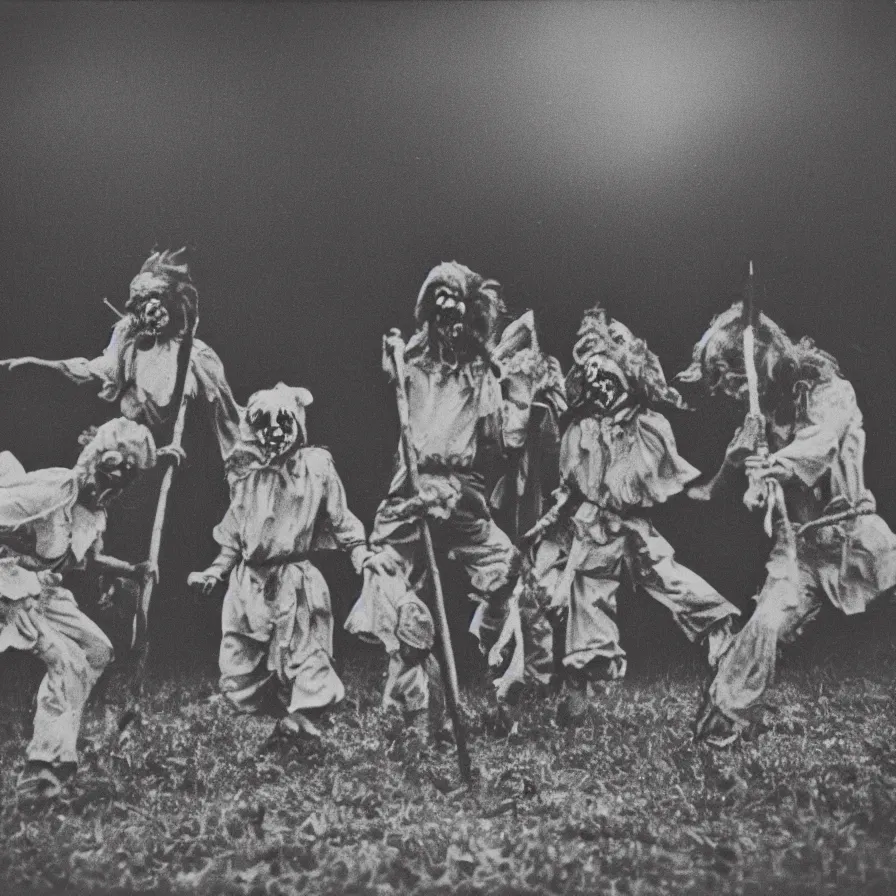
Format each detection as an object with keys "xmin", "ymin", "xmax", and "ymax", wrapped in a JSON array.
[{"xmin": 1, "ymin": 249, "xmax": 894, "ymax": 802}]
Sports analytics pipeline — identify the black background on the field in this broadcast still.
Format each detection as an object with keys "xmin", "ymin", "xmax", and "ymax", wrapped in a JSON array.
[{"xmin": 0, "ymin": 2, "xmax": 893, "ymax": 675}]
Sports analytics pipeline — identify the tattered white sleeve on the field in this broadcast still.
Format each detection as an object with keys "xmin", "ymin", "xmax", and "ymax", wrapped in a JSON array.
[
  {"xmin": 321, "ymin": 452, "xmax": 369, "ymax": 572},
  {"xmin": 0, "ymin": 557, "xmax": 43, "ymax": 602},
  {"xmin": 56, "ymin": 318, "xmax": 131, "ymax": 400},
  {"xmin": 771, "ymin": 378, "xmax": 857, "ymax": 487}
]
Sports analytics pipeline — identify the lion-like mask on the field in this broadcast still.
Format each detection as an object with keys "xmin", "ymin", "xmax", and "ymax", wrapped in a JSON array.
[
  {"xmin": 675, "ymin": 302, "xmax": 795, "ymax": 401},
  {"xmin": 126, "ymin": 248, "xmax": 198, "ymax": 344},
  {"xmin": 566, "ymin": 305, "xmax": 687, "ymax": 416},
  {"xmin": 414, "ymin": 261, "xmax": 505, "ymax": 365},
  {"xmin": 75, "ymin": 418, "xmax": 157, "ymax": 509}
]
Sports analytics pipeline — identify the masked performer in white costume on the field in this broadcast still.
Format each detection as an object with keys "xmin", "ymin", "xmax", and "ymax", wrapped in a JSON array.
[
  {"xmin": 345, "ymin": 262, "xmax": 559, "ymax": 737},
  {"xmin": 521, "ymin": 307, "xmax": 739, "ymax": 725},
  {"xmin": 678, "ymin": 302, "xmax": 896, "ymax": 746},
  {"xmin": 0, "ymin": 419, "xmax": 170, "ymax": 800},
  {"xmin": 0, "ymin": 247, "xmax": 242, "ymax": 475},
  {"xmin": 189, "ymin": 383, "xmax": 392, "ymax": 739}
]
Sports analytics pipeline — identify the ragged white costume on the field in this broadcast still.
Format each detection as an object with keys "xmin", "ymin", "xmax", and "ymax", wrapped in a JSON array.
[
  {"xmin": 198, "ymin": 384, "xmax": 373, "ymax": 717},
  {"xmin": 0, "ymin": 420, "xmax": 157, "ymax": 786}
]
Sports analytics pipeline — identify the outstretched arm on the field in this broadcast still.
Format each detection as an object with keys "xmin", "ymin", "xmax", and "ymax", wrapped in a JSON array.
[
  {"xmin": 0, "ymin": 356, "xmax": 99, "ymax": 384},
  {"xmin": 319, "ymin": 452, "xmax": 397, "ymax": 575},
  {"xmin": 0, "ymin": 317, "xmax": 129, "ymax": 391}
]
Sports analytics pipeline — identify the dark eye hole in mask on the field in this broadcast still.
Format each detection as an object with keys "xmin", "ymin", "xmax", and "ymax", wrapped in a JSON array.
[
  {"xmin": 432, "ymin": 289, "xmax": 470, "ymax": 350},
  {"xmin": 85, "ymin": 454, "xmax": 138, "ymax": 507},
  {"xmin": 707, "ymin": 348, "xmax": 749, "ymax": 398}
]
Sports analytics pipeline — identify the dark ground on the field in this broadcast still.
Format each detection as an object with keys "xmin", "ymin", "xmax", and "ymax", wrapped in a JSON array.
[{"xmin": 0, "ymin": 589, "xmax": 894, "ymax": 896}]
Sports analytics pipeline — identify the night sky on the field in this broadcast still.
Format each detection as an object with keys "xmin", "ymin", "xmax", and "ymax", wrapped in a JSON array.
[{"xmin": 0, "ymin": 2, "xmax": 893, "ymax": 668}]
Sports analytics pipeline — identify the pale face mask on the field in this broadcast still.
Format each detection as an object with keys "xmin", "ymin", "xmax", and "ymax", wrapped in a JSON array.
[
  {"xmin": 582, "ymin": 356, "xmax": 629, "ymax": 415},
  {"xmin": 250, "ymin": 408, "xmax": 303, "ymax": 464}
]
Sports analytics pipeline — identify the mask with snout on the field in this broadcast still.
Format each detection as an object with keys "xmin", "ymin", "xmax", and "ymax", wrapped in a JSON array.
[{"xmin": 676, "ymin": 304, "xmax": 795, "ymax": 405}]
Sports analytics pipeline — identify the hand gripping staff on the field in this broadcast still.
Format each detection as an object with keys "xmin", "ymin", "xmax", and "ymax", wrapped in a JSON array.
[
  {"xmin": 383, "ymin": 333, "xmax": 473, "ymax": 785},
  {"xmin": 740, "ymin": 262, "xmax": 797, "ymax": 562},
  {"xmin": 125, "ymin": 313, "xmax": 198, "ymax": 709}
]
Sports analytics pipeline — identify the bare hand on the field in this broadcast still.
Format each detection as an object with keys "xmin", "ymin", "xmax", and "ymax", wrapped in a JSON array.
[
  {"xmin": 382, "ymin": 328, "xmax": 405, "ymax": 359},
  {"xmin": 37, "ymin": 570, "xmax": 63, "ymax": 588},
  {"xmin": 381, "ymin": 329, "xmax": 405, "ymax": 378},
  {"xmin": 158, "ymin": 445, "xmax": 186, "ymax": 467},
  {"xmin": 362, "ymin": 550, "xmax": 398, "ymax": 577},
  {"xmin": 744, "ymin": 455, "xmax": 792, "ymax": 483},
  {"xmin": 134, "ymin": 561, "xmax": 159, "ymax": 585},
  {"xmin": 188, "ymin": 570, "xmax": 220, "ymax": 596},
  {"xmin": 686, "ymin": 483, "xmax": 714, "ymax": 502}
]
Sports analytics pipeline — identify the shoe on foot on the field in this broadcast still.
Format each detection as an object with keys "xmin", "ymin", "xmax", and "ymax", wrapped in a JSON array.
[
  {"xmin": 694, "ymin": 698, "xmax": 741, "ymax": 748},
  {"xmin": 17, "ymin": 761, "xmax": 75, "ymax": 804},
  {"xmin": 278, "ymin": 712, "xmax": 323, "ymax": 741},
  {"xmin": 556, "ymin": 683, "xmax": 590, "ymax": 728}
]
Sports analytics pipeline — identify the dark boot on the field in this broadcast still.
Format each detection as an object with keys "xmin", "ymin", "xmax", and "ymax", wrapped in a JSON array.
[
  {"xmin": 694, "ymin": 693, "xmax": 741, "ymax": 748},
  {"xmin": 556, "ymin": 672, "xmax": 590, "ymax": 728},
  {"xmin": 278, "ymin": 711, "xmax": 323, "ymax": 741},
  {"xmin": 17, "ymin": 761, "xmax": 76, "ymax": 804}
]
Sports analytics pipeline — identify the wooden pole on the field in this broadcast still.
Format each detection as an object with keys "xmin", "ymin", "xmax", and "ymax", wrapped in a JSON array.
[
  {"xmin": 386, "ymin": 336, "xmax": 472, "ymax": 784},
  {"xmin": 127, "ymin": 319, "xmax": 197, "ymax": 701}
]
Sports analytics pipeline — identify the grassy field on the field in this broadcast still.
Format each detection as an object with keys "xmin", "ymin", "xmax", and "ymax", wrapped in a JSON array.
[{"xmin": 0, "ymin": 611, "xmax": 895, "ymax": 896}]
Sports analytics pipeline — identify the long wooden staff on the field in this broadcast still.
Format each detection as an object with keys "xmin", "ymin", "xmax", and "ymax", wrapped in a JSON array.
[
  {"xmin": 385, "ymin": 335, "xmax": 472, "ymax": 784},
  {"xmin": 127, "ymin": 315, "xmax": 198, "ymax": 701},
  {"xmin": 741, "ymin": 262, "xmax": 796, "ymax": 559}
]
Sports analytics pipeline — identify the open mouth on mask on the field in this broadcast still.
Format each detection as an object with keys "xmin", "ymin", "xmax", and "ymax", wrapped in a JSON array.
[
  {"xmin": 86, "ymin": 454, "xmax": 138, "ymax": 506},
  {"xmin": 433, "ymin": 290, "xmax": 468, "ymax": 347},
  {"xmin": 137, "ymin": 296, "xmax": 171, "ymax": 335},
  {"xmin": 582, "ymin": 359, "xmax": 628, "ymax": 413},
  {"xmin": 587, "ymin": 373, "xmax": 626, "ymax": 411},
  {"xmin": 252, "ymin": 409, "xmax": 302, "ymax": 461}
]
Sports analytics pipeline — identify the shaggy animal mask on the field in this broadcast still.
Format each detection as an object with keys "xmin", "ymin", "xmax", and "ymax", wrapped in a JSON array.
[
  {"xmin": 675, "ymin": 301, "xmax": 796, "ymax": 401},
  {"xmin": 413, "ymin": 261, "xmax": 505, "ymax": 364},
  {"xmin": 75, "ymin": 418, "xmax": 157, "ymax": 509},
  {"xmin": 566, "ymin": 306, "xmax": 688, "ymax": 414},
  {"xmin": 126, "ymin": 247, "xmax": 198, "ymax": 343}
]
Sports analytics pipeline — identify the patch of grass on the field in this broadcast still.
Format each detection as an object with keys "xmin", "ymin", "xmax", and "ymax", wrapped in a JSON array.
[{"xmin": 0, "ymin": 628, "xmax": 895, "ymax": 895}]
